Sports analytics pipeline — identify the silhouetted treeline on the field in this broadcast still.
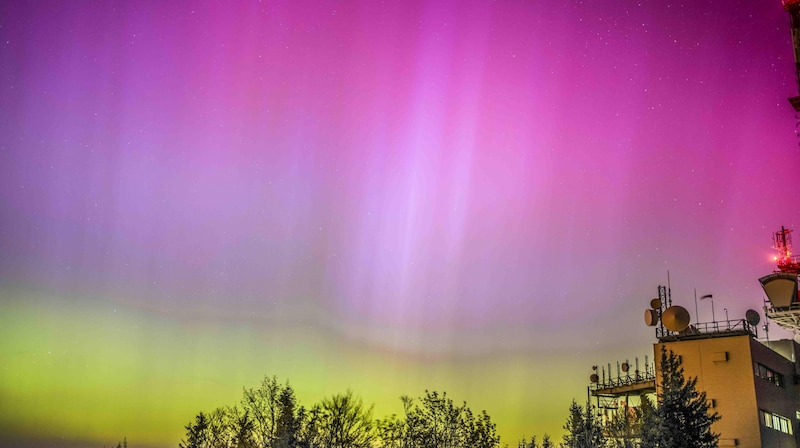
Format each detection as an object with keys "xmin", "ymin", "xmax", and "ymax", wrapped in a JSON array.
[
  {"xmin": 179, "ymin": 347, "xmax": 716, "ymax": 448},
  {"xmin": 178, "ymin": 376, "xmax": 500, "ymax": 448},
  {"xmin": 555, "ymin": 347, "xmax": 719, "ymax": 448}
]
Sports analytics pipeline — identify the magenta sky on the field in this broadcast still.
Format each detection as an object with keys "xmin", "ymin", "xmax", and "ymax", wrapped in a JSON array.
[{"xmin": 1, "ymin": 1, "xmax": 799, "ymax": 446}]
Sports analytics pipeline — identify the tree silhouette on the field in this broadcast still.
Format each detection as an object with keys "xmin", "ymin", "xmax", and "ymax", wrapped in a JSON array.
[
  {"xmin": 605, "ymin": 398, "xmax": 652, "ymax": 448},
  {"xmin": 561, "ymin": 400, "xmax": 605, "ymax": 448},
  {"xmin": 640, "ymin": 346, "xmax": 720, "ymax": 448},
  {"xmin": 232, "ymin": 408, "xmax": 257, "ymax": 448},
  {"xmin": 275, "ymin": 385, "xmax": 301, "ymax": 448},
  {"xmin": 516, "ymin": 435, "xmax": 536, "ymax": 448},
  {"xmin": 176, "ymin": 375, "xmax": 501, "ymax": 448},
  {"xmin": 297, "ymin": 404, "xmax": 323, "ymax": 448},
  {"xmin": 206, "ymin": 407, "xmax": 237, "ymax": 448},
  {"xmin": 317, "ymin": 390, "xmax": 375, "ymax": 448},
  {"xmin": 375, "ymin": 390, "xmax": 499, "ymax": 448},
  {"xmin": 243, "ymin": 376, "xmax": 282, "ymax": 448},
  {"xmin": 180, "ymin": 412, "xmax": 209, "ymax": 448}
]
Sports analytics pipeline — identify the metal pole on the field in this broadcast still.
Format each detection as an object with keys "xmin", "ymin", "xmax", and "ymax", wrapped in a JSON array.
[
  {"xmin": 700, "ymin": 294, "xmax": 713, "ymax": 326},
  {"xmin": 712, "ymin": 298, "xmax": 715, "ymax": 323}
]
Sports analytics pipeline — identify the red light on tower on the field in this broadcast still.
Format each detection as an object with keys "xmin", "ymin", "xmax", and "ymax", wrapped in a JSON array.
[
  {"xmin": 786, "ymin": 0, "xmax": 800, "ymax": 11},
  {"xmin": 773, "ymin": 227, "xmax": 800, "ymax": 274}
]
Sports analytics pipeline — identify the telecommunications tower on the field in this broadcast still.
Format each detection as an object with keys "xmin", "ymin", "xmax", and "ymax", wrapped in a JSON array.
[{"xmin": 758, "ymin": 4, "xmax": 800, "ymax": 332}]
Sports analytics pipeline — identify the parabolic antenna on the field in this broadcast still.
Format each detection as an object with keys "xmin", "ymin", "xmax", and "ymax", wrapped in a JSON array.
[
  {"xmin": 650, "ymin": 298, "xmax": 662, "ymax": 309},
  {"xmin": 759, "ymin": 273, "xmax": 798, "ymax": 309},
  {"xmin": 590, "ymin": 373, "xmax": 599, "ymax": 383},
  {"xmin": 745, "ymin": 309, "xmax": 761, "ymax": 326},
  {"xmin": 621, "ymin": 362, "xmax": 629, "ymax": 372},
  {"xmin": 644, "ymin": 309, "xmax": 659, "ymax": 327},
  {"xmin": 662, "ymin": 305, "xmax": 691, "ymax": 332}
]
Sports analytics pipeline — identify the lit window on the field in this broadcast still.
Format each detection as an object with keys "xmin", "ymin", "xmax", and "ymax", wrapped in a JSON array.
[{"xmin": 760, "ymin": 410, "xmax": 793, "ymax": 435}]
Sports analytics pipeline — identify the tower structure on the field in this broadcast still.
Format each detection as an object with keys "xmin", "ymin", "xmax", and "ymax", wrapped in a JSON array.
[
  {"xmin": 760, "ymin": 227, "xmax": 800, "ymax": 332},
  {"xmin": 760, "ymin": 1, "xmax": 800, "ymax": 332},
  {"xmin": 774, "ymin": 227, "xmax": 800, "ymax": 274},
  {"xmin": 784, "ymin": 0, "xmax": 800, "ymax": 110}
]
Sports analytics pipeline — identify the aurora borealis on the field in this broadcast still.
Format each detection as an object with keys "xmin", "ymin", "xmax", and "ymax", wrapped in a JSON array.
[{"xmin": 2, "ymin": 0, "xmax": 800, "ymax": 446}]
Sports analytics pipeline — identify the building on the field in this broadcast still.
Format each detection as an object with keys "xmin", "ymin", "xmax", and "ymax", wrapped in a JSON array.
[
  {"xmin": 656, "ymin": 326, "xmax": 800, "ymax": 447},
  {"xmin": 590, "ymin": 285, "xmax": 800, "ymax": 448}
]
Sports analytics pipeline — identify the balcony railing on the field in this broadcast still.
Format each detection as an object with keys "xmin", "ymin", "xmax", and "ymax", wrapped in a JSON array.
[
  {"xmin": 590, "ymin": 369, "xmax": 656, "ymax": 394},
  {"xmin": 656, "ymin": 318, "xmax": 757, "ymax": 341}
]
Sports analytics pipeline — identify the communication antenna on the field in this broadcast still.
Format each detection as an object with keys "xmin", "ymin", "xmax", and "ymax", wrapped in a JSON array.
[
  {"xmin": 773, "ymin": 227, "xmax": 800, "ymax": 273},
  {"xmin": 760, "ymin": 226, "xmax": 800, "ymax": 331},
  {"xmin": 662, "ymin": 305, "xmax": 691, "ymax": 332},
  {"xmin": 644, "ymin": 308, "xmax": 659, "ymax": 326},
  {"xmin": 667, "ymin": 271, "xmax": 672, "ymax": 307},
  {"xmin": 745, "ymin": 309, "xmax": 761, "ymax": 326},
  {"xmin": 644, "ymin": 285, "xmax": 692, "ymax": 338}
]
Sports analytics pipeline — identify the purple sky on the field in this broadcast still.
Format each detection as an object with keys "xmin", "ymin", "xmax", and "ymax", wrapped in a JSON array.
[{"xmin": 1, "ymin": 1, "xmax": 799, "ymax": 446}]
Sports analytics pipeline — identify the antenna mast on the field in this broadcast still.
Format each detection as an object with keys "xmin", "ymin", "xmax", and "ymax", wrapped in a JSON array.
[{"xmin": 774, "ymin": 226, "xmax": 800, "ymax": 273}]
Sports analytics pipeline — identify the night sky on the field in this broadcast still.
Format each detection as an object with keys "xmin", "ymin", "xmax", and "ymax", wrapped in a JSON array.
[{"xmin": 1, "ymin": 1, "xmax": 799, "ymax": 447}]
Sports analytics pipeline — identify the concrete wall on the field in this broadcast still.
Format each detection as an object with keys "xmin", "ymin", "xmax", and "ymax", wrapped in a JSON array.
[
  {"xmin": 750, "ymin": 338, "xmax": 799, "ymax": 448},
  {"xmin": 656, "ymin": 335, "xmax": 762, "ymax": 448}
]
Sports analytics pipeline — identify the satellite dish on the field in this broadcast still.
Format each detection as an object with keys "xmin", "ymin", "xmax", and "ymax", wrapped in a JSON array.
[
  {"xmin": 759, "ymin": 273, "xmax": 798, "ymax": 309},
  {"xmin": 662, "ymin": 305, "xmax": 691, "ymax": 332},
  {"xmin": 621, "ymin": 362, "xmax": 630, "ymax": 372},
  {"xmin": 644, "ymin": 309, "xmax": 659, "ymax": 327},
  {"xmin": 745, "ymin": 309, "xmax": 761, "ymax": 326},
  {"xmin": 590, "ymin": 374, "xmax": 599, "ymax": 383},
  {"xmin": 650, "ymin": 298, "xmax": 662, "ymax": 309}
]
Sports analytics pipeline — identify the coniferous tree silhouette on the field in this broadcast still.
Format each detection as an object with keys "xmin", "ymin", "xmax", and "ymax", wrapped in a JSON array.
[
  {"xmin": 275, "ymin": 385, "xmax": 301, "ymax": 448},
  {"xmin": 561, "ymin": 400, "xmax": 606, "ymax": 448},
  {"xmin": 640, "ymin": 346, "xmax": 719, "ymax": 448},
  {"xmin": 180, "ymin": 412, "xmax": 209, "ymax": 448}
]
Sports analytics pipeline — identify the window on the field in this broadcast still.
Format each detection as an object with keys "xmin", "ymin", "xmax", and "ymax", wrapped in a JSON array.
[
  {"xmin": 761, "ymin": 410, "xmax": 793, "ymax": 435},
  {"xmin": 754, "ymin": 362, "xmax": 785, "ymax": 388}
]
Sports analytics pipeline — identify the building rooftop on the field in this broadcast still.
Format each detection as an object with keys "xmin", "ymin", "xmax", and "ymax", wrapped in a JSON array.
[{"xmin": 655, "ymin": 318, "xmax": 758, "ymax": 343}]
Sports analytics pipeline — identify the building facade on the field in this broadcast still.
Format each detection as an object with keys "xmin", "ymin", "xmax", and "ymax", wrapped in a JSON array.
[{"xmin": 656, "ymin": 333, "xmax": 800, "ymax": 447}]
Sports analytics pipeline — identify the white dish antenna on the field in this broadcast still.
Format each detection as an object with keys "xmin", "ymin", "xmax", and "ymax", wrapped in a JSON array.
[
  {"xmin": 760, "ymin": 273, "xmax": 798, "ymax": 309},
  {"xmin": 662, "ymin": 305, "xmax": 691, "ymax": 332},
  {"xmin": 644, "ymin": 309, "xmax": 659, "ymax": 327}
]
